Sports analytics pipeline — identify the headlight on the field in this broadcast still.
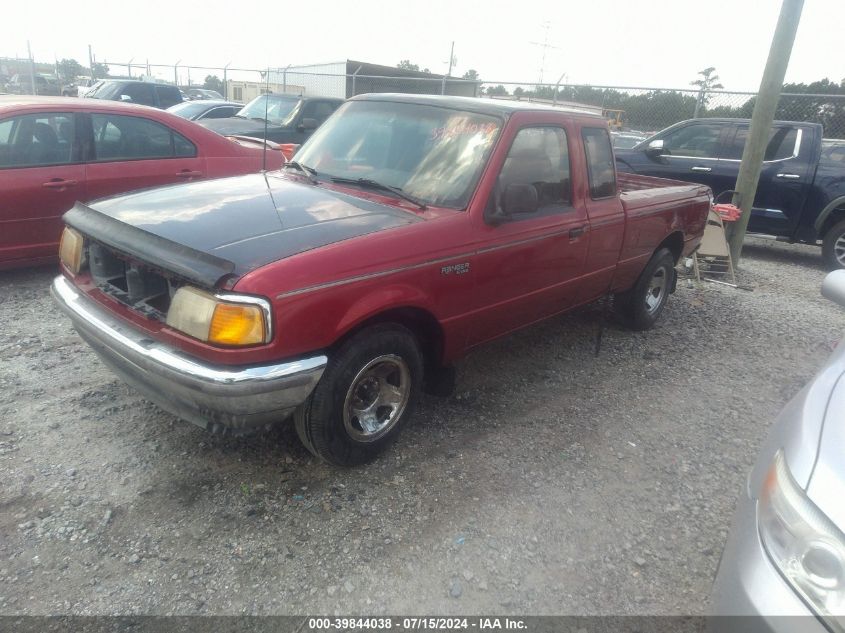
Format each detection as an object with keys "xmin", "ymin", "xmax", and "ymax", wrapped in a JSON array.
[
  {"xmin": 59, "ymin": 227, "xmax": 85, "ymax": 274},
  {"xmin": 165, "ymin": 286, "xmax": 271, "ymax": 347},
  {"xmin": 758, "ymin": 450, "xmax": 845, "ymax": 630}
]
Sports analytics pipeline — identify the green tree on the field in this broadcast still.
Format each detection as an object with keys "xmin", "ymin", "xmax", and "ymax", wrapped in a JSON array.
[
  {"xmin": 486, "ymin": 84, "xmax": 509, "ymax": 96},
  {"xmin": 57, "ymin": 58, "xmax": 84, "ymax": 83},
  {"xmin": 203, "ymin": 75, "xmax": 224, "ymax": 94},
  {"xmin": 462, "ymin": 69, "xmax": 479, "ymax": 81},
  {"xmin": 691, "ymin": 66, "xmax": 724, "ymax": 113},
  {"xmin": 91, "ymin": 61, "xmax": 109, "ymax": 79},
  {"xmin": 397, "ymin": 60, "xmax": 420, "ymax": 72}
]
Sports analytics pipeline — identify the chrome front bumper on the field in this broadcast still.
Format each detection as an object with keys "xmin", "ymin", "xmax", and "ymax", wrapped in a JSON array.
[{"xmin": 51, "ymin": 275, "xmax": 327, "ymax": 434}]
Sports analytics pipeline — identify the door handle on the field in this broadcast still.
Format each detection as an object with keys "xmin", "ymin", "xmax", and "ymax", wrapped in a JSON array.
[
  {"xmin": 42, "ymin": 179, "xmax": 78, "ymax": 189},
  {"xmin": 569, "ymin": 226, "xmax": 587, "ymax": 239},
  {"xmin": 176, "ymin": 170, "xmax": 203, "ymax": 178},
  {"xmin": 690, "ymin": 166, "xmax": 712, "ymax": 172},
  {"xmin": 776, "ymin": 173, "xmax": 800, "ymax": 180}
]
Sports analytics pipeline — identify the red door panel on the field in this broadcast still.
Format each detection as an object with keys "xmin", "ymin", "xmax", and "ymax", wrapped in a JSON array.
[
  {"xmin": 85, "ymin": 157, "xmax": 206, "ymax": 200},
  {"xmin": 0, "ymin": 164, "xmax": 86, "ymax": 267},
  {"xmin": 84, "ymin": 112, "xmax": 206, "ymax": 201},
  {"xmin": 469, "ymin": 214, "xmax": 589, "ymax": 345}
]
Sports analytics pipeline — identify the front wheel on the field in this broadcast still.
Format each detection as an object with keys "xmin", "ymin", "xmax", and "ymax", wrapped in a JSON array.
[
  {"xmin": 822, "ymin": 219, "xmax": 845, "ymax": 270},
  {"xmin": 294, "ymin": 324, "xmax": 423, "ymax": 466},
  {"xmin": 615, "ymin": 248, "xmax": 676, "ymax": 330}
]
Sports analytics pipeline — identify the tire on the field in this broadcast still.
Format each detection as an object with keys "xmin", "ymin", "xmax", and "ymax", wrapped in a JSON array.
[
  {"xmin": 294, "ymin": 323, "xmax": 423, "ymax": 466},
  {"xmin": 822, "ymin": 218, "xmax": 845, "ymax": 270},
  {"xmin": 616, "ymin": 248, "xmax": 675, "ymax": 331}
]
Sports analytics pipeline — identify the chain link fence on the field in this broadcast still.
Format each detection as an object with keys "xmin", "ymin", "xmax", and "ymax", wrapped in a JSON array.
[
  {"xmin": 477, "ymin": 82, "xmax": 845, "ymax": 139},
  {"xmin": 9, "ymin": 56, "xmax": 845, "ymax": 139}
]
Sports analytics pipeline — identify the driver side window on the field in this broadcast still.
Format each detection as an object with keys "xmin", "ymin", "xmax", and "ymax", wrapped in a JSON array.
[
  {"xmin": 660, "ymin": 123, "xmax": 723, "ymax": 158},
  {"xmin": 491, "ymin": 126, "xmax": 571, "ymax": 220}
]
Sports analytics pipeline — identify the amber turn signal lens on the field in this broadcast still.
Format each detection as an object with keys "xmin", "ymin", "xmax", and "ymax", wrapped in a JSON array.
[
  {"xmin": 59, "ymin": 227, "xmax": 84, "ymax": 274},
  {"xmin": 208, "ymin": 303, "xmax": 265, "ymax": 346}
]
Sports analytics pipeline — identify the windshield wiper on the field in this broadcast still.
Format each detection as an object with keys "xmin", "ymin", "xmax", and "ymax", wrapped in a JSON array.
[
  {"xmin": 249, "ymin": 116, "xmax": 271, "ymax": 124},
  {"xmin": 282, "ymin": 160, "xmax": 319, "ymax": 184},
  {"xmin": 329, "ymin": 177, "xmax": 427, "ymax": 210}
]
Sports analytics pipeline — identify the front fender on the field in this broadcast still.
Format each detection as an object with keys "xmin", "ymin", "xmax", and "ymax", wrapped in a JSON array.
[{"xmin": 334, "ymin": 282, "xmax": 437, "ymax": 336}]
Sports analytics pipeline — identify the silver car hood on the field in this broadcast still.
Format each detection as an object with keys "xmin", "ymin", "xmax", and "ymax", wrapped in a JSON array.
[
  {"xmin": 749, "ymin": 339, "xmax": 845, "ymax": 498},
  {"xmin": 806, "ymin": 366, "xmax": 845, "ymax": 532}
]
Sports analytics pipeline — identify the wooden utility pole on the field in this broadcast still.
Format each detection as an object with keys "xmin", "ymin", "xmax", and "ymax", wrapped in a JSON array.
[{"xmin": 727, "ymin": 0, "xmax": 804, "ymax": 265}]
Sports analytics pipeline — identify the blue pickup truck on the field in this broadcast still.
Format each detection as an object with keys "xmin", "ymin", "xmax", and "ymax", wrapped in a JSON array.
[{"xmin": 615, "ymin": 118, "xmax": 845, "ymax": 268}]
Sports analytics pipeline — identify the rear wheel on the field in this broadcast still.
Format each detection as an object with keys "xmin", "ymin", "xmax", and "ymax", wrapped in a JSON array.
[
  {"xmin": 616, "ymin": 248, "xmax": 675, "ymax": 330},
  {"xmin": 822, "ymin": 218, "xmax": 845, "ymax": 270},
  {"xmin": 294, "ymin": 324, "xmax": 423, "ymax": 466}
]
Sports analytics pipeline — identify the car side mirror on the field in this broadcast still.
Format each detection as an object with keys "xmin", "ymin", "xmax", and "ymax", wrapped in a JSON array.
[
  {"xmin": 503, "ymin": 183, "xmax": 539, "ymax": 216},
  {"xmin": 645, "ymin": 139, "xmax": 665, "ymax": 156},
  {"xmin": 298, "ymin": 117, "xmax": 319, "ymax": 131},
  {"xmin": 822, "ymin": 270, "xmax": 845, "ymax": 308}
]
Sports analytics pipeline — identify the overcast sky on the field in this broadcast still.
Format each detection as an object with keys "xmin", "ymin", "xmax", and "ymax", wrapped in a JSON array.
[{"xmin": 3, "ymin": 0, "xmax": 843, "ymax": 91}]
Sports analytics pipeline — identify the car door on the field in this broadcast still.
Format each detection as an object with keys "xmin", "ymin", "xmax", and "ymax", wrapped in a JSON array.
[
  {"xmin": 580, "ymin": 125, "xmax": 626, "ymax": 303},
  {"xmin": 625, "ymin": 121, "xmax": 730, "ymax": 191},
  {"xmin": 0, "ymin": 111, "xmax": 86, "ymax": 267},
  {"xmin": 719, "ymin": 123, "xmax": 813, "ymax": 236},
  {"xmin": 469, "ymin": 121, "xmax": 590, "ymax": 346},
  {"xmin": 83, "ymin": 112, "xmax": 205, "ymax": 200}
]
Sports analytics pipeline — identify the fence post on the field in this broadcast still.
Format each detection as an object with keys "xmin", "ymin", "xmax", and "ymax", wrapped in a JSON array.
[
  {"xmin": 441, "ymin": 77, "xmax": 446, "ymax": 95},
  {"xmin": 174, "ymin": 60, "xmax": 180, "ymax": 87},
  {"xmin": 27, "ymin": 41, "xmax": 36, "ymax": 96},
  {"xmin": 693, "ymin": 89, "xmax": 704, "ymax": 118},
  {"xmin": 351, "ymin": 65, "xmax": 362, "ymax": 97},
  {"xmin": 281, "ymin": 64, "xmax": 290, "ymax": 94},
  {"xmin": 223, "ymin": 62, "xmax": 230, "ymax": 100}
]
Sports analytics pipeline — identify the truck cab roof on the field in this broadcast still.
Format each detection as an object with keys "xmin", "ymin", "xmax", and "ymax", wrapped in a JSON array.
[{"xmin": 350, "ymin": 93, "xmax": 605, "ymax": 120}]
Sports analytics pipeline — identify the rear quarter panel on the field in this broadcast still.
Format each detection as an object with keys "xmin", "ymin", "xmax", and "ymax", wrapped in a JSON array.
[{"xmin": 615, "ymin": 172, "xmax": 710, "ymax": 291}]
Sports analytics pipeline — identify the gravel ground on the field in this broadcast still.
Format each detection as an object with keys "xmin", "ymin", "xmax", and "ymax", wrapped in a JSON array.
[{"xmin": 0, "ymin": 236, "xmax": 842, "ymax": 616}]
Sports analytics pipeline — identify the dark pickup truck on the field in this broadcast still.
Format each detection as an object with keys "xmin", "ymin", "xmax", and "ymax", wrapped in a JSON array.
[
  {"xmin": 197, "ymin": 94, "xmax": 343, "ymax": 145},
  {"xmin": 615, "ymin": 118, "xmax": 845, "ymax": 268}
]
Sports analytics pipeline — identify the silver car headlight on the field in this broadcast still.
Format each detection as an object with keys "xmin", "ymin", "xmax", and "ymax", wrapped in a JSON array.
[{"xmin": 758, "ymin": 450, "xmax": 845, "ymax": 630}]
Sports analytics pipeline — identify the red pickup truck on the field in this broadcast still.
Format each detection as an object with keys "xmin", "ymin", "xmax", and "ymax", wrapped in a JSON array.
[{"xmin": 51, "ymin": 94, "xmax": 710, "ymax": 466}]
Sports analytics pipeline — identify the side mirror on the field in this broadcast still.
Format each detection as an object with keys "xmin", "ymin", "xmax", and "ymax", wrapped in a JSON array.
[
  {"xmin": 502, "ymin": 183, "xmax": 539, "ymax": 216},
  {"xmin": 298, "ymin": 117, "xmax": 318, "ymax": 131},
  {"xmin": 645, "ymin": 139, "xmax": 665, "ymax": 156},
  {"xmin": 822, "ymin": 270, "xmax": 845, "ymax": 308}
]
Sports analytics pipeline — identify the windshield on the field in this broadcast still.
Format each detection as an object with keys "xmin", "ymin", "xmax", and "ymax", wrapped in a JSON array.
[
  {"xmin": 294, "ymin": 100, "xmax": 501, "ymax": 209},
  {"xmin": 86, "ymin": 81, "xmax": 121, "ymax": 99},
  {"xmin": 236, "ymin": 95, "xmax": 300, "ymax": 126}
]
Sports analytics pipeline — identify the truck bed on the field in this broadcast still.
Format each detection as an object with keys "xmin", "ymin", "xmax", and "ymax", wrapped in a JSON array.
[
  {"xmin": 618, "ymin": 171, "xmax": 712, "ymax": 203},
  {"xmin": 612, "ymin": 171, "xmax": 711, "ymax": 291}
]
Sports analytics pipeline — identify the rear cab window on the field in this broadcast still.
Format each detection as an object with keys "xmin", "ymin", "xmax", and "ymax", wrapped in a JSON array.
[{"xmin": 582, "ymin": 127, "xmax": 617, "ymax": 198}]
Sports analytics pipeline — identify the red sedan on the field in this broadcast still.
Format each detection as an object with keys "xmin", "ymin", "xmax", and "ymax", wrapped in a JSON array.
[{"xmin": 0, "ymin": 96, "xmax": 285, "ymax": 270}]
